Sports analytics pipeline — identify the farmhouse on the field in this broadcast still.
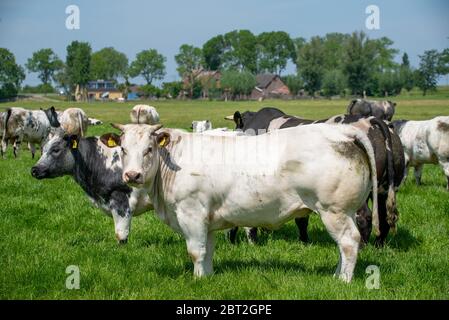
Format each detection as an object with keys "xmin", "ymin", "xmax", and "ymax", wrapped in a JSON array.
[
  {"xmin": 87, "ymin": 80, "xmax": 123, "ymax": 101},
  {"xmin": 251, "ymin": 73, "xmax": 291, "ymax": 100}
]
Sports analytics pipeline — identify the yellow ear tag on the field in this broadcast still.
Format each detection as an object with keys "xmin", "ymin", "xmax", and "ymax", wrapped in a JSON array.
[
  {"xmin": 159, "ymin": 137, "xmax": 166, "ymax": 147},
  {"xmin": 72, "ymin": 140, "xmax": 78, "ymax": 149},
  {"xmin": 107, "ymin": 137, "xmax": 117, "ymax": 147}
]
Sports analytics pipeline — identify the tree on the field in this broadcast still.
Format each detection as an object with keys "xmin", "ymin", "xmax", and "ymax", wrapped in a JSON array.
[
  {"xmin": 90, "ymin": 47, "xmax": 128, "ymax": 81},
  {"xmin": 162, "ymin": 81, "xmax": 183, "ymax": 99},
  {"xmin": 371, "ymin": 37, "xmax": 399, "ymax": 72},
  {"xmin": 25, "ymin": 48, "xmax": 63, "ymax": 85},
  {"xmin": 129, "ymin": 49, "xmax": 166, "ymax": 85},
  {"xmin": 321, "ymin": 33, "xmax": 350, "ymax": 71},
  {"xmin": 257, "ymin": 31, "xmax": 295, "ymax": 75},
  {"xmin": 297, "ymin": 36, "xmax": 325, "ymax": 96},
  {"xmin": 220, "ymin": 70, "xmax": 256, "ymax": 100},
  {"xmin": 203, "ymin": 35, "xmax": 226, "ymax": 71},
  {"xmin": 438, "ymin": 48, "xmax": 449, "ymax": 76},
  {"xmin": 377, "ymin": 70, "xmax": 403, "ymax": 96},
  {"xmin": 400, "ymin": 52, "xmax": 414, "ymax": 92},
  {"xmin": 322, "ymin": 70, "xmax": 347, "ymax": 97},
  {"xmin": 175, "ymin": 44, "xmax": 203, "ymax": 98},
  {"xmin": 282, "ymin": 74, "xmax": 303, "ymax": 96},
  {"xmin": 66, "ymin": 41, "xmax": 92, "ymax": 101},
  {"xmin": 222, "ymin": 30, "xmax": 258, "ymax": 73},
  {"xmin": 343, "ymin": 31, "xmax": 377, "ymax": 96},
  {"xmin": 416, "ymin": 49, "xmax": 440, "ymax": 95},
  {"xmin": 0, "ymin": 48, "xmax": 25, "ymax": 100}
]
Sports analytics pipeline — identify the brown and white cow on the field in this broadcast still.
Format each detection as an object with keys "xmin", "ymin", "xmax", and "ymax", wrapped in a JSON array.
[
  {"xmin": 100, "ymin": 123, "xmax": 379, "ymax": 282},
  {"xmin": 44, "ymin": 107, "xmax": 89, "ymax": 137},
  {"xmin": 347, "ymin": 99, "xmax": 396, "ymax": 121}
]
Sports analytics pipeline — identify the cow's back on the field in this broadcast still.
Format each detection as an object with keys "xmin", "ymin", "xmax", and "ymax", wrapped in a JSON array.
[{"xmin": 60, "ymin": 108, "xmax": 89, "ymax": 136}]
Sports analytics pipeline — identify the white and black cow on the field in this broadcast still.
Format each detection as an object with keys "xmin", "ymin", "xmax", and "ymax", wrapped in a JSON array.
[
  {"xmin": 225, "ymin": 107, "xmax": 404, "ymax": 246},
  {"xmin": 191, "ymin": 120, "xmax": 212, "ymax": 133},
  {"xmin": 393, "ymin": 117, "xmax": 449, "ymax": 189},
  {"xmin": 347, "ymin": 99, "xmax": 396, "ymax": 121},
  {"xmin": 130, "ymin": 105, "xmax": 160, "ymax": 125},
  {"xmin": 100, "ymin": 123, "xmax": 379, "ymax": 282},
  {"xmin": 31, "ymin": 128, "xmax": 152, "ymax": 243},
  {"xmin": 1, "ymin": 107, "xmax": 52, "ymax": 159},
  {"xmin": 43, "ymin": 106, "xmax": 89, "ymax": 137}
]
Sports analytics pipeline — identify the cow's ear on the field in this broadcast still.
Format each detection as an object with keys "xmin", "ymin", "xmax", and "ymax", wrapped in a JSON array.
[
  {"xmin": 156, "ymin": 132, "xmax": 170, "ymax": 148},
  {"xmin": 100, "ymin": 133, "xmax": 121, "ymax": 148},
  {"xmin": 234, "ymin": 111, "xmax": 243, "ymax": 128},
  {"xmin": 65, "ymin": 135, "xmax": 79, "ymax": 149}
]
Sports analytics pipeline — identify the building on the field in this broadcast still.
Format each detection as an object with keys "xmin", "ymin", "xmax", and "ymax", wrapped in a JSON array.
[
  {"xmin": 251, "ymin": 74, "xmax": 291, "ymax": 100},
  {"xmin": 87, "ymin": 80, "xmax": 123, "ymax": 101},
  {"xmin": 182, "ymin": 69, "xmax": 221, "ymax": 99}
]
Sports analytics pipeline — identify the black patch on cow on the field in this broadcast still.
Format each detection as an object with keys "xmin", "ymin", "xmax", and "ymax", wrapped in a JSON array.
[
  {"xmin": 334, "ymin": 116, "xmax": 342, "ymax": 123},
  {"xmin": 43, "ymin": 106, "xmax": 61, "ymax": 128},
  {"xmin": 238, "ymin": 107, "xmax": 286, "ymax": 133},
  {"xmin": 111, "ymin": 151, "xmax": 120, "ymax": 165},
  {"xmin": 279, "ymin": 117, "xmax": 314, "ymax": 129},
  {"xmin": 70, "ymin": 137, "xmax": 132, "ymax": 203},
  {"xmin": 437, "ymin": 121, "xmax": 449, "ymax": 132}
]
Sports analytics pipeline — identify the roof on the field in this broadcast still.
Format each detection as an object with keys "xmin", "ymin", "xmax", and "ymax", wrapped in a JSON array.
[{"xmin": 255, "ymin": 73, "xmax": 278, "ymax": 89}]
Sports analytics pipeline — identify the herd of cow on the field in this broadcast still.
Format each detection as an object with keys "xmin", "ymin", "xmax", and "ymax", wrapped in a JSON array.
[{"xmin": 1, "ymin": 100, "xmax": 449, "ymax": 283}]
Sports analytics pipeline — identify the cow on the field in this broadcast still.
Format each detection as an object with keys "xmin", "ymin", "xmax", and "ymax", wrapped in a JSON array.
[
  {"xmin": 100, "ymin": 122, "xmax": 379, "ymax": 282},
  {"xmin": 225, "ymin": 107, "xmax": 404, "ymax": 246},
  {"xmin": 1, "ymin": 107, "xmax": 52, "ymax": 159},
  {"xmin": 392, "ymin": 117, "xmax": 449, "ymax": 190},
  {"xmin": 43, "ymin": 107, "xmax": 89, "ymax": 137},
  {"xmin": 130, "ymin": 105, "xmax": 160, "ymax": 124},
  {"xmin": 191, "ymin": 120, "xmax": 212, "ymax": 133},
  {"xmin": 88, "ymin": 118, "xmax": 103, "ymax": 126},
  {"xmin": 347, "ymin": 99, "xmax": 396, "ymax": 121},
  {"xmin": 30, "ymin": 128, "xmax": 153, "ymax": 243}
]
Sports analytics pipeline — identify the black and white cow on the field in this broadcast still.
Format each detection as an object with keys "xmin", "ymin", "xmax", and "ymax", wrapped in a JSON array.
[
  {"xmin": 1, "ymin": 107, "xmax": 52, "ymax": 159},
  {"xmin": 393, "ymin": 117, "xmax": 449, "ymax": 190},
  {"xmin": 225, "ymin": 107, "xmax": 405, "ymax": 246},
  {"xmin": 31, "ymin": 128, "xmax": 152, "ymax": 243},
  {"xmin": 347, "ymin": 99, "xmax": 396, "ymax": 121}
]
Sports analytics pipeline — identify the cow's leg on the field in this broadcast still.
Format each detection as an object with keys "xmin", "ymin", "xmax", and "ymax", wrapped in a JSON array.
[
  {"xmin": 244, "ymin": 227, "xmax": 257, "ymax": 244},
  {"xmin": 13, "ymin": 139, "xmax": 21, "ymax": 158},
  {"xmin": 1, "ymin": 139, "xmax": 7, "ymax": 159},
  {"xmin": 28, "ymin": 142, "xmax": 36, "ymax": 159},
  {"xmin": 438, "ymin": 159, "xmax": 449, "ymax": 191},
  {"xmin": 355, "ymin": 202, "xmax": 372, "ymax": 245},
  {"xmin": 374, "ymin": 193, "xmax": 389, "ymax": 247},
  {"xmin": 228, "ymin": 227, "xmax": 238, "ymax": 244},
  {"xmin": 414, "ymin": 164, "xmax": 423, "ymax": 185},
  {"xmin": 320, "ymin": 211, "xmax": 361, "ymax": 283},
  {"xmin": 295, "ymin": 217, "xmax": 309, "ymax": 243}
]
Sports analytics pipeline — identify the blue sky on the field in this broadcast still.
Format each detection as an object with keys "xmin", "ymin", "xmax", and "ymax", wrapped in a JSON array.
[{"xmin": 0, "ymin": 0, "xmax": 448, "ymax": 86}]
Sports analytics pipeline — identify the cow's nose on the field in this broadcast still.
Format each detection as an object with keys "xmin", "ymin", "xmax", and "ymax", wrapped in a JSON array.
[
  {"xmin": 31, "ymin": 166, "xmax": 39, "ymax": 178},
  {"xmin": 124, "ymin": 171, "xmax": 142, "ymax": 183}
]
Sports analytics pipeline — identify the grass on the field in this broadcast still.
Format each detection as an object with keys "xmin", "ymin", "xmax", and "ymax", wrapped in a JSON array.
[{"xmin": 0, "ymin": 96, "xmax": 449, "ymax": 299}]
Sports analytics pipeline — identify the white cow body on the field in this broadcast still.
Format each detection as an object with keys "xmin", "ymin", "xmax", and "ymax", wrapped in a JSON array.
[
  {"xmin": 394, "ymin": 117, "xmax": 449, "ymax": 188},
  {"xmin": 58, "ymin": 108, "xmax": 89, "ymax": 137},
  {"xmin": 104, "ymin": 123, "xmax": 378, "ymax": 282},
  {"xmin": 130, "ymin": 105, "xmax": 160, "ymax": 124},
  {"xmin": 191, "ymin": 120, "xmax": 212, "ymax": 133}
]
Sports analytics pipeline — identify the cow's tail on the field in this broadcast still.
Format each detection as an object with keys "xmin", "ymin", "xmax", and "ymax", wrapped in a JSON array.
[
  {"xmin": 78, "ymin": 112, "xmax": 85, "ymax": 137},
  {"xmin": 137, "ymin": 106, "xmax": 141, "ymax": 124},
  {"xmin": 352, "ymin": 128, "xmax": 379, "ymax": 236},
  {"xmin": 2, "ymin": 108, "xmax": 12, "ymax": 140},
  {"xmin": 347, "ymin": 99, "xmax": 357, "ymax": 115},
  {"xmin": 370, "ymin": 118, "xmax": 398, "ymax": 233}
]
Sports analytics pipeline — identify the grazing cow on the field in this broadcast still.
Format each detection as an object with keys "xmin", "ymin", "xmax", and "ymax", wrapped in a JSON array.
[
  {"xmin": 347, "ymin": 99, "xmax": 396, "ymax": 121},
  {"xmin": 191, "ymin": 120, "xmax": 212, "ymax": 133},
  {"xmin": 88, "ymin": 118, "xmax": 103, "ymax": 126},
  {"xmin": 393, "ymin": 117, "xmax": 449, "ymax": 190},
  {"xmin": 30, "ymin": 128, "xmax": 152, "ymax": 243},
  {"xmin": 226, "ymin": 108, "xmax": 404, "ymax": 246},
  {"xmin": 101, "ymin": 123, "xmax": 378, "ymax": 282},
  {"xmin": 1, "ymin": 107, "xmax": 52, "ymax": 159},
  {"xmin": 130, "ymin": 105, "xmax": 160, "ymax": 124},
  {"xmin": 44, "ymin": 107, "xmax": 89, "ymax": 137}
]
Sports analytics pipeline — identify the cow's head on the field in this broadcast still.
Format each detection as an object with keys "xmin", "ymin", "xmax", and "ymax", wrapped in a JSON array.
[
  {"xmin": 100, "ymin": 123, "xmax": 169, "ymax": 186},
  {"xmin": 42, "ymin": 106, "xmax": 61, "ymax": 128},
  {"xmin": 224, "ymin": 111, "xmax": 256, "ymax": 130},
  {"xmin": 31, "ymin": 129, "xmax": 78, "ymax": 179}
]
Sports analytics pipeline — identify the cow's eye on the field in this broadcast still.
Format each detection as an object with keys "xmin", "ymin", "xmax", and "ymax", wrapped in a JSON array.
[
  {"xmin": 52, "ymin": 148, "xmax": 60, "ymax": 154},
  {"xmin": 144, "ymin": 147, "xmax": 152, "ymax": 156},
  {"xmin": 121, "ymin": 147, "xmax": 127, "ymax": 155}
]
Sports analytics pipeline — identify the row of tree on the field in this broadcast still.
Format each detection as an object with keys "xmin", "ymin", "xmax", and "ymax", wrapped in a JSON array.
[{"xmin": 1, "ymin": 30, "xmax": 448, "ymax": 100}]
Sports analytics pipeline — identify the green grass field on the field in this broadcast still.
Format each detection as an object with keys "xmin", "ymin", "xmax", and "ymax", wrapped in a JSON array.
[{"xmin": 1, "ymin": 97, "xmax": 449, "ymax": 299}]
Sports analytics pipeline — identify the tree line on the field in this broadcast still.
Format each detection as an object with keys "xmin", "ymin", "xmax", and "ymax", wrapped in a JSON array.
[{"xmin": 1, "ymin": 30, "xmax": 448, "ymax": 100}]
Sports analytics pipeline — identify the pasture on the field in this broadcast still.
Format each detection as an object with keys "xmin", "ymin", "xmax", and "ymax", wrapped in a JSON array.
[{"xmin": 1, "ymin": 97, "xmax": 449, "ymax": 299}]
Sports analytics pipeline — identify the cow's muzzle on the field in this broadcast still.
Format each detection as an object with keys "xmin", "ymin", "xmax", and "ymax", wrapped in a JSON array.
[
  {"xmin": 123, "ymin": 171, "xmax": 143, "ymax": 185},
  {"xmin": 31, "ymin": 166, "xmax": 47, "ymax": 179}
]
